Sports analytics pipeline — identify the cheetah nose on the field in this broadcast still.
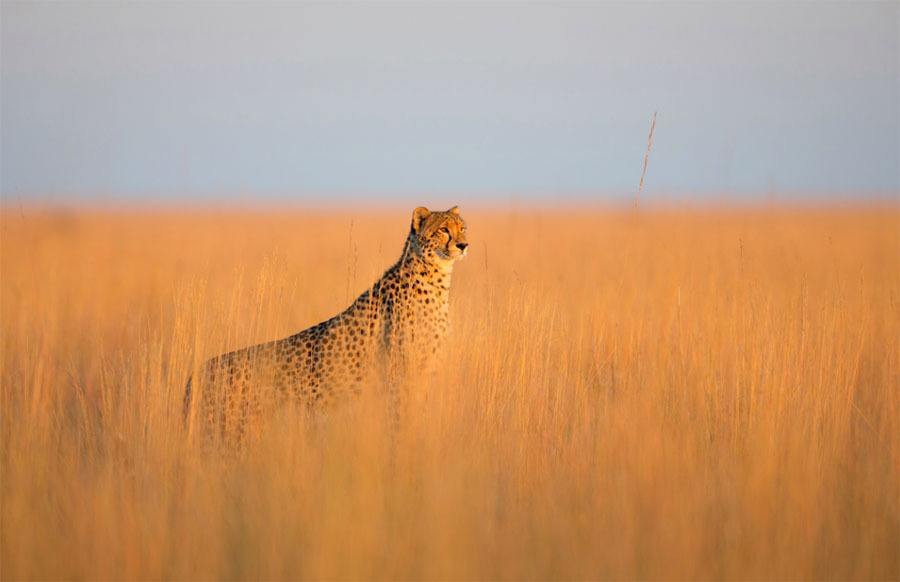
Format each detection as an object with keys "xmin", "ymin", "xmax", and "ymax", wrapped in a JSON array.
[{"xmin": 456, "ymin": 242, "xmax": 468, "ymax": 252}]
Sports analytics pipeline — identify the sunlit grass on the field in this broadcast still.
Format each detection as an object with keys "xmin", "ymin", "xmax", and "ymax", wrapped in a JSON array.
[{"xmin": 1, "ymin": 206, "xmax": 897, "ymax": 579}]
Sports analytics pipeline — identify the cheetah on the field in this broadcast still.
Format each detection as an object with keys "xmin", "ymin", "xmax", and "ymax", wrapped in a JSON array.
[{"xmin": 183, "ymin": 206, "xmax": 468, "ymax": 445}]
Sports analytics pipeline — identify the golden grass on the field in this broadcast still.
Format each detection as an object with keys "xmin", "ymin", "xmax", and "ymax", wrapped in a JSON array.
[{"xmin": 1, "ymin": 206, "xmax": 898, "ymax": 580}]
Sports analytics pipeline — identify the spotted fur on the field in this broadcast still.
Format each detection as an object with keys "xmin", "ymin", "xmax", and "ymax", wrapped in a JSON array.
[{"xmin": 183, "ymin": 206, "xmax": 468, "ymax": 446}]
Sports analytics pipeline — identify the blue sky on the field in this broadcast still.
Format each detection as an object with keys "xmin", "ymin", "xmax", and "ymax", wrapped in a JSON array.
[{"xmin": 1, "ymin": 1, "xmax": 897, "ymax": 204}]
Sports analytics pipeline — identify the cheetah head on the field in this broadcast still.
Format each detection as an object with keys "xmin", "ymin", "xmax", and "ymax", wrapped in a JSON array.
[{"xmin": 409, "ymin": 206, "xmax": 468, "ymax": 265}]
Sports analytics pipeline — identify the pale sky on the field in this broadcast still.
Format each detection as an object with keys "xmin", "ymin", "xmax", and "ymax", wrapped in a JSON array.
[{"xmin": 1, "ymin": 1, "xmax": 898, "ymax": 203}]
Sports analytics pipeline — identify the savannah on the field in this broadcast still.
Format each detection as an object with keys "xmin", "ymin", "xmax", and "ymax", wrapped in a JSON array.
[{"xmin": 1, "ymin": 205, "xmax": 897, "ymax": 580}]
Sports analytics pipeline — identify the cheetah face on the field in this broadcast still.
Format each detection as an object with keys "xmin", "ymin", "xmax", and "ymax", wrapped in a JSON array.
[{"xmin": 410, "ymin": 206, "xmax": 469, "ymax": 265}]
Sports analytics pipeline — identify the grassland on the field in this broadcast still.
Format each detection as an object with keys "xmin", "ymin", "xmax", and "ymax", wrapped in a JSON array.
[{"xmin": 1, "ymin": 205, "xmax": 897, "ymax": 580}]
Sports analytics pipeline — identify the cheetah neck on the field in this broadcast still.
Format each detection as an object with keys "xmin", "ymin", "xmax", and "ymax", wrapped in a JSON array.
[
  {"xmin": 338, "ymin": 238, "xmax": 454, "ymax": 368},
  {"xmin": 396, "ymin": 240, "xmax": 453, "ymax": 290}
]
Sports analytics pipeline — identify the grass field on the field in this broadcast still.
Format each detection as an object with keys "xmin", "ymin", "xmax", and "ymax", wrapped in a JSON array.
[{"xmin": 1, "ymin": 205, "xmax": 898, "ymax": 580}]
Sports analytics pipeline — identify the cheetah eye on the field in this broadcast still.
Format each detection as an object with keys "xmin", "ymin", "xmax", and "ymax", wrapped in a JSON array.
[{"xmin": 440, "ymin": 227, "xmax": 450, "ymax": 235}]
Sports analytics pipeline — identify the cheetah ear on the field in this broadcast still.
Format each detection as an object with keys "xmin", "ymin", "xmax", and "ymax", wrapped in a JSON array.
[
  {"xmin": 448, "ymin": 206, "xmax": 460, "ymax": 215},
  {"xmin": 411, "ymin": 207, "xmax": 431, "ymax": 233}
]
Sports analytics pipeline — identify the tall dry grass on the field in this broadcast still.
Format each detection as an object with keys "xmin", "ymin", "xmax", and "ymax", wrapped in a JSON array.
[{"xmin": 1, "ymin": 206, "xmax": 898, "ymax": 580}]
